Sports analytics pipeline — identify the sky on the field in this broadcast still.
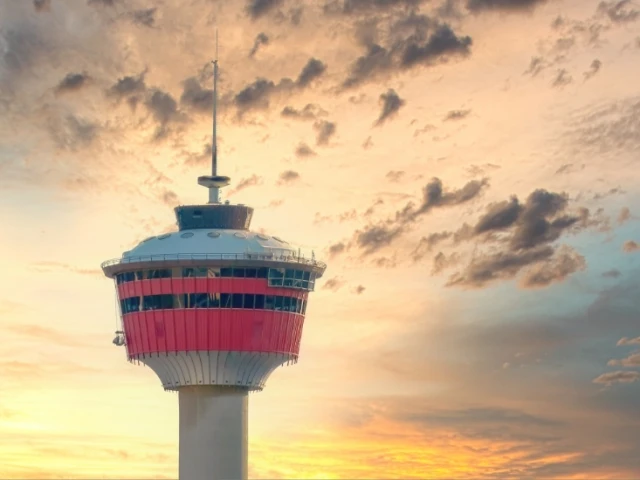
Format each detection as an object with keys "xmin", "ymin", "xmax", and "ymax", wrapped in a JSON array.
[{"xmin": 1, "ymin": 0, "xmax": 640, "ymax": 478}]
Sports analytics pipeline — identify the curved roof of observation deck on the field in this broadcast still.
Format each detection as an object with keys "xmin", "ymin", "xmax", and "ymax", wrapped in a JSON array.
[{"xmin": 101, "ymin": 227, "xmax": 326, "ymax": 278}]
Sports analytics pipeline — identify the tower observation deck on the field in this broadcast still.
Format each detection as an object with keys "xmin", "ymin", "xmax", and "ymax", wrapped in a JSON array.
[{"xmin": 101, "ymin": 51, "xmax": 326, "ymax": 480}]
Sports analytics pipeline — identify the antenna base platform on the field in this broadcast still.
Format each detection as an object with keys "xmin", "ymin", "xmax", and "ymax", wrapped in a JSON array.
[{"xmin": 198, "ymin": 175, "xmax": 230, "ymax": 189}]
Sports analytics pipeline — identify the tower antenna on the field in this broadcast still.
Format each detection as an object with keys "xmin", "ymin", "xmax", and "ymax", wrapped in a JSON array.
[{"xmin": 198, "ymin": 28, "xmax": 230, "ymax": 204}]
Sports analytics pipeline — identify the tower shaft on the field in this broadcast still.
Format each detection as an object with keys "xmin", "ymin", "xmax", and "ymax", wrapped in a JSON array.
[{"xmin": 179, "ymin": 386, "xmax": 248, "ymax": 480}]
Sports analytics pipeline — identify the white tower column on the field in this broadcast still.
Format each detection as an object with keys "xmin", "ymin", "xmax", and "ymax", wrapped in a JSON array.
[{"xmin": 178, "ymin": 386, "xmax": 249, "ymax": 480}]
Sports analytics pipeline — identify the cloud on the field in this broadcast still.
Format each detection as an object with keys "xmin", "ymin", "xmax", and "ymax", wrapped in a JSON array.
[
  {"xmin": 281, "ymin": 104, "xmax": 326, "ymax": 121},
  {"xmin": 444, "ymin": 109, "xmax": 471, "ymax": 121},
  {"xmin": 342, "ymin": 24, "xmax": 472, "ymax": 88},
  {"xmin": 328, "ymin": 242, "xmax": 346, "ymax": 257},
  {"xmin": 249, "ymin": 32, "xmax": 269, "ymax": 57},
  {"xmin": 295, "ymin": 142, "xmax": 316, "ymax": 158},
  {"xmin": 48, "ymin": 114, "xmax": 99, "ymax": 151},
  {"xmin": 552, "ymin": 68, "xmax": 572, "ymax": 87},
  {"xmin": 593, "ymin": 370, "xmax": 640, "ymax": 385},
  {"xmin": 246, "ymin": 0, "xmax": 284, "ymax": 19},
  {"xmin": 602, "ymin": 268, "xmax": 622, "ymax": 278},
  {"xmin": 375, "ymin": 89, "xmax": 405, "ymax": 125},
  {"xmin": 314, "ymin": 120, "xmax": 336, "ymax": 145},
  {"xmin": 277, "ymin": 170, "xmax": 300, "ymax": 185},
  {"xmin": 597, "ymin": 0, "xmax": 639, "ymax": 23},
  {"xmin": 583, "ymin": 59, "xmax": 602, "ymax": 80},
  {"xmin": 29, "ymin": 261, "xmax": 102, "ymax": 277},
  {"xmin": 519, "ymin": 245, "xmax": 587, "ymax": 289},
  {"xmin": 618, "ymin": 336, "xmax": 640, "ymax": 346},
  {"xmin": 322, "ymin": 276, "xmax": 345, "ymax": 291},
  {"xmin": 608, "ymin": 353, "xmax": 640, "ymax": 367},
  {"xmin": 130, "ymin": 8, "xmax": 157, "ymax": 27},
  {"xmin": 180, "ymin": 77, "xmax": 213, "ymax": 113},
  {"xmin": 622, "ymin": 240, "xmax": 640, "ymax": 252},
  {"xmin": 55, "ymin": 72, "xmax": 90, "ymax": 94},
  {"xmin": 232, "ymin": 58, "xmax": 326, "ymax": 114},
  {"xmin": 466, "ymin": 0, "xmax": 549, "ymax": 13},
  {"xmin": 228, "ymin": 174, "xmax": 262, "ymax": 195},
  {"xmin": 347, "ymin": 177, "xmax": 488, "ymax": 255},
  {"xmin": 106, "ymin": 71, "xmax": 147, "ymax": 108},
  {"xmin": 385, "ymin": 170, "xmax": 405, "ymax": 182},
  {"xmin": 33, "ymin": 0, "xmax": 51, "ymax": 13},
  {"xmin": 353, "ymin": 285, "xmax": 366, "ymax": 294},
  {"xmin": 296, "ymin": 58, "xmax": 327, "ymax": 88},
  {"xmin": 618, "ymin": 207, "xmax": 631, "ymax": 224}
]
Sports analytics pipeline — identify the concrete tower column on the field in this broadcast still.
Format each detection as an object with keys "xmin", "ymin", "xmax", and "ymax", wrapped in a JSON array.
[{"xmin": 178, "ymin": 386, "xmax": 249, "ymax": 480}]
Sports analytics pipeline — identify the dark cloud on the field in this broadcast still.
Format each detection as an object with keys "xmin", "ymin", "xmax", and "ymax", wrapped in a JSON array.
[
  {"xmin": 249, "ymin": 33, "xmax": 269, "ymax": 57},
  {"xmin": 622, "ymin": 240, "xmax": 640, "ymax": 252},
  {"xmin": 55, "ymin": 72, "xmax": 89, "ymax": 94},
  {"xmin": 593, "ymin": 370, "xmax": 640, "ymax": 385},
  {"xmin": 107, "ymin": 71, "xmax": 147, "ymax": 107},
  {"xmin": 234, "ymin": 78, "xmax": 277, "ymax": 111},
  {"xmin": 328, "ymin": 242, "xmax": 346, "ymax": 257},
  {"xmin": 602, "ymin": 268, "xmax": 622, "ymax": 278},
  {"xmin": 314, "ymin": 120, "xmax": 336, "ymax": 145},
  {"xmin": 466, "ymin": 0, "xmax": 548, "ymax": 12},
  {"xmin": 232, "ymin": 58, "xmax": 326, "ymax": 114},
  {"xmin": 146, "ymin": 90, "xmax": 180, "ymax": 126},
  {"xmin": 246, "ymin": 0, "xmax": 284, "ymax": 19},
  {"xmin": 385, "ymin": 170, "xmax": 405, "ymax": 182},
  {"xmin": 447, "ymin": 246, "xmax": 556, "ymax": 288},
  {"xmin": 343, "ymin": 24, "xmax": 471, "ymax": 88},
  {"xmin": 296, "ymin": 58, "xmax": 327, "ymax": 87},
  {"xmin": 597, "ymin": 0, "xmax": 639, "ymax": 23},
  {"xmin": 431, "ymin": 251, "xmax": 460, "ymax": 274},
  {"xmin": 294, "ymin": 142, "xmax": 317, "ymax": 158},
  {"xmin": 131, "ymin": 8, "xmax": 157, "ymax": 27},
  {"xmin": 351, "ymin": 177, "xmax": 488, "ymax": 255},
  {"xmin": 411, "ymin": 232, "xmax": 454, "ymax": 262},
  {"xmin": 552, "ymin": 68, "xmax": 572, "ymax": 87},
  {"xmin": 375, "ymin": 89, "xmax": 405, "ymax": 125},
  {"xmin": 48, "ymin": 114, "xmax": 99, "ymax": 151},
  {"xmin": 343, "ymin": 44, "xmax": 393, "ymax": 88},
  {"xmin": 519, "ymin": 246, "xmax": 586, "ymax": 288},
  {"xmin": 33, "ymin": 0, "xmax": 51, "ymax": 12},
  {"xmin": 322, "ymin": 277, "xmax": 345, "ymax": 291},
  {"xmin": 228, "ymin": 174, "xmax": 262, "ymax": 195},
  {"xmin": 524, "ymin": 56, "xmax": 545, "ymax": 76},
  {"xmin": 326, "ymin": 0, "xmax": 427, "ymax": 15},
  {"xmin": 443, "ymin": 109, "xmax": 471, "ymax": 121},
  {"xmin": 401, "ymin": 25, "xmax": 471, "ymax": 68},
  {"xmin": 583, "ymin": 59, "xmax": 602, "ymax": 80},
  {"xmin": 87, "ymin": 0, "xmax": 116, "ymax": 6},
  {"xmin": 277, "ymin": 170, "xmax": 300, "ymax": 184},
  {"xmin": 180, "ymin": 77, "xmax": 213, "ymax": 113},
  {"xmin": 160, "ymin": 189, "xmax": 179, "ymax": 206},
  {"xmin": 354, "ymin": 285, "xmax": 366, "ymax": 294},
  {"xmin": 281, "ymin": 104, "xmax": 326, "ymax": 121}
]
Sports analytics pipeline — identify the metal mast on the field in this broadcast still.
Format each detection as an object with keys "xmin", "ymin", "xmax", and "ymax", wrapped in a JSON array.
[{"xmin": 198, "ymin": 29, "xmax": 230, "ymax": 204}]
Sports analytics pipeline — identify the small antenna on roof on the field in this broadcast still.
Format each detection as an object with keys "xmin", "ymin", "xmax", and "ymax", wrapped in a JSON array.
[{"xmin": 198, "ymin": 28, "xmax": 230, "ymax": 204}]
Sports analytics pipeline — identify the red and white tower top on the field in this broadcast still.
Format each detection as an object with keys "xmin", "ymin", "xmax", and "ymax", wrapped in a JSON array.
[{"xmin": 101, "ymin": 42, "xmax": 327, "ymax": 480}]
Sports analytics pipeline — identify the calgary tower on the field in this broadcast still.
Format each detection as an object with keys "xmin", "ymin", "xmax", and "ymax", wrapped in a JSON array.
[{"xmin": 101, "ymin": 51, "xmax": 326, "ymax": 480}]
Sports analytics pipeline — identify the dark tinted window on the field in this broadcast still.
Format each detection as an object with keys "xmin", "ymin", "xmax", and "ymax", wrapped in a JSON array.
[
  {"xmin": 232, "ymin": 293, "xmax": 243, "ymax": 308},
  {"xmin": 244, "ymin": 294, "xmax": 255, "ymax": 308},
  {"xmin": 255, "ymin": 294, "xmax": 265, "ymax": 309},
  {"xmin": 220, "ymin": 268, "xmax": 233, "ymax": 277}
]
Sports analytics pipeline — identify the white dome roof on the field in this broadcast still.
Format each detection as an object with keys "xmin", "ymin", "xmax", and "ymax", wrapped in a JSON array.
[{"xmin": 123, "ymin": 229, "xmax": 298, "ymax": 258}]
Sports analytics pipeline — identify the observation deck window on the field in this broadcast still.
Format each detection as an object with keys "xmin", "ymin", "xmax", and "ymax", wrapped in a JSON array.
[
  {"xmin": 115, "ymin": 266, "xmax": 314, "ymax": 290},
  {"xmin": 120, "ymin": 293, "xmax": 306, "ymax": 314}
]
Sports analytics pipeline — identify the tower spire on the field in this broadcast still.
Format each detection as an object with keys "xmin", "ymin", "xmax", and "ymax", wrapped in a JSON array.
[{"xmin": 198, "ymin": 29, "xmax": 230, "ymax": 204}]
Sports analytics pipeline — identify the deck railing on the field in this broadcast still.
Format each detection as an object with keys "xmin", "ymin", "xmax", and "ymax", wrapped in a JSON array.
[{"xmin": 101, "ymin": 252, "xmax": 327, "ymax": 270}]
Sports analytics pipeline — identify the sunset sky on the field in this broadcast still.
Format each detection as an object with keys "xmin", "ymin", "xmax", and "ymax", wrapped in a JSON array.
[{"xmin": 1, "ymin": 0, "xmax": 640, "ymax": 478}]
